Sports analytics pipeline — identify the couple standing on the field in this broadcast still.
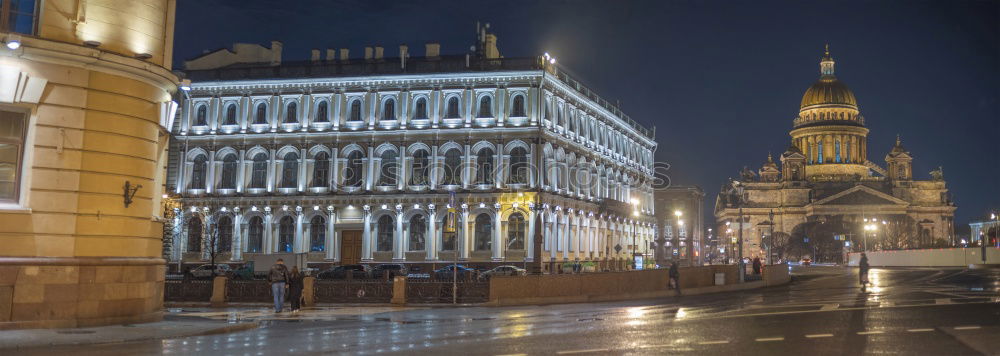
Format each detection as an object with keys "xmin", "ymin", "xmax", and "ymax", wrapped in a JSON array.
[{"xmin": 268, "ymin": 259, "xmax": 305, "ymax": 313}]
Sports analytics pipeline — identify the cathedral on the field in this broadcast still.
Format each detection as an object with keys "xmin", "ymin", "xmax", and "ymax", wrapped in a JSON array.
[{"xmin": 714, "ymin": 47, "xmax": 957, "ymax": 263}]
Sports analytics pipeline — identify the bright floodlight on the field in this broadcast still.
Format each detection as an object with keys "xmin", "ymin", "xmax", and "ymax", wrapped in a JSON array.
[
  {"xmin": 5, "ymin": 40, "xmax": 20, "ymax": 50},
  {"xmin": 674, "ymin": 210, "xmax": 682, "ymax": 217},
  {"xmin": 549, "ymin": 58, "xmax": 556, "ymax": 64},
  {"xmin": 678, "ymin": 220, "xmax": 684, "ymax": 226},
  {"xmin": 179, "ymin": 79, "xmax": 192, "ymax": 91},
  {"xmin": 993, "ymin": 213, "xmax": 997, "ymax": 220}
]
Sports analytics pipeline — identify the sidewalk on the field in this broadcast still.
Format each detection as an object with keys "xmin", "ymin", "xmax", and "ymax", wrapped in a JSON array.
[{"xmin": 0, "ymin": 314, "xmax": 258, "ymax": 350}]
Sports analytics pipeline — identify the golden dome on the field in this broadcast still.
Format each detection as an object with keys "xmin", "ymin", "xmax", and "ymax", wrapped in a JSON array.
[{"xmin": 800, "ymin": 45, "xmax": 857, "ymax": 110}]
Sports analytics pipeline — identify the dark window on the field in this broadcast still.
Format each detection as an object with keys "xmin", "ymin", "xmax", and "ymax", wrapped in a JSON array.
[
  {"xmin": 383, "ymin": 98, "xmax": 396, "ymax": 120},
  {"xmin": 377, "ymin": 215, "xmax": 393, "ymax": 252},
  {"xmin": 219, "ymin": 154, "xmax": 237, "ymax": 189},
  {"xmin": 284, "ymin": 102, "xmax": 297, "ymax": 123},
  {"xmin": 195, "ymin": 105, "xmax": 207, "ymax": 126},
  {"xmin": 311, "ymin": 152, "xmax": 329, "ymax": 188},
  {"xmin": 413, "ymin": 98, "xmax": 427, "ymax": 119},
  {"xmin": 0, "ymin": 108, "xmax": 27, "ymax": 202},
  {"xmin": 1, "ymin": 0, "xmax": 39, "ymax": 34},
  {"xmin": 254, "ymin": 103, "xmax": 267, "ymax": 124},
  {"xmin": 249, "ymin": 153, "xmax": 268, "ymax": 188},
  {"xmin": 508, "ymin": 213, "xmax": 525, "ymax": 250},
  {"xmin": 190, "ymin": 155, "xmax": 207, "ymax": 189},
  {"xmin": 410, "ymin": 149, "xmax": 429, "ymax": 185},
  {"xmin": 509, "ymin": 147, "xmax": 528, "ymax": 184},
  {"xmin": 247, "ymin": 216, "xmax": 264, "ymax": 252},
  {"xmin": 409, "ymin": 215, "xmax": 426, "ymax": 251},
  {"xmin": 345, "ymin": 150, "xmax": 364, "ymax": 187},
  {"xmin": 444, "ymin": 149, "xmax": 462, "ymax": 185},
  {"xmin": 442, "ymin": 213, "xmax": 457, "ymax": 251},
  {"xmin": 187, "ymin": 219, "xmax": 202, "ymax": 252},
  {"xmin": 446, "ymin": 97, "xmax": 460, "ymax": 118},
  {"xmin": 315, "ymin": 101, "xmax": 329, "ymax": 122},
  {"xmin": 310, "ymin": 216, "xmax": 325, "ymax": 252},
  {"xmin": 216, "ymin": 216, "xmax": 233, "ymax": 253},
  {"xmin": 511, "ymin": 95, "xmax": 526, "ymax": 117},
  {"xmin": 378, "ymin": 150, "xmax": 398, "ymax": 186},
  {"xmin": 476, "ymin": 148, "xmax": 494, "ymax": 184},
  {"xmin": 474, "ymin": 214, "xmax": 492, "ymax": 251},
  {"xmin": 280, "ymin": 152, "xmax": 298, "ymax": 188},
  {"xmin": 278, "ymin": 216, "xmax": 294, "ymax": 252},
  {"xmin": 477, "ymin": 96, "xmax": 492, "ymax": 118},
  {"xmin": 349, "ymin": 100, "xmax": 362, "ymax": 121},
  {"xmin": 224, "ymin": 105, "xmax": 238, "ymax": 125}
]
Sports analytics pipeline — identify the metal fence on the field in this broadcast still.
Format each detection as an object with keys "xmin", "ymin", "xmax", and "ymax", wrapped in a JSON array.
[
  {"xmin": 405, "ymin": 280, "xmax": 490, "ymax": 304},
  {"xmin": 226, "ymin": 279, "xmax": 273, "ymax": 303},
  {"xmin": 313, "ymin": 280, "xmax": 393, "ymax": 303},
  {"xmin": 164, "ymin": 280, "xmax": 213, "ymax": 302}
]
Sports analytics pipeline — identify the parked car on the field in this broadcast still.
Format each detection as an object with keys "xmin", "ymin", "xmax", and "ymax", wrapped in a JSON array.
[
  {"xmin": 317, "ymin": 265, "xmax": 370, "ymax": 280},
  {"xmin": 800, "ymin": 258, "xmax": 812, "ymax": 266},
  {"xmin": 190, "ymin": 264, "xmax": 232, "ymax": 279},
  {"xmin": 481, "ymin": 265, "xmax": 527, "ymax": 278},
  {"xmin": 372, "ymin": 264, "xmax": 407, "ymax": 279},
  {"xmin": 433, "ymin": 264, "xmax": 477, "ymax": 279}
]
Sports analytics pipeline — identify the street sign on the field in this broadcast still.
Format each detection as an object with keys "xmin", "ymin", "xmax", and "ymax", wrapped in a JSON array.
[{"xmin": 614, "ymin": 244, "xmax": 622, "ymax": 253}]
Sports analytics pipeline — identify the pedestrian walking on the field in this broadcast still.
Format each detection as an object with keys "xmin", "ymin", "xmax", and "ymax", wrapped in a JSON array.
[
  {"xmin": 288, "ymin": 266, "xmax": 304, "ymax": 312},
  {"xmin": 269, "ymin": 258, "xmax": 289, "ymax": 313},
  {"xmin": 668, "ymin": 261, "xmax": 681, "ymax": 295},
  {"xmin": 859, "ymin": 253, "xmax": 870, "ymax": 289},
  {"xmin": 752, "ymin": 257, "xmax": 762, "ymax": 275}
]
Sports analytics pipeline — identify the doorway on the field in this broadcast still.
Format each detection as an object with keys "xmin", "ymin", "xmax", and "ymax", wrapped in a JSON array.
[{"xmin": 340, "ymin": 230, "xmax": 362, "ymax": 265}]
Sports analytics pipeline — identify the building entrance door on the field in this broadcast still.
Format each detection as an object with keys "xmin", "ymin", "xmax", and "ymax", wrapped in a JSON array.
[{"xmin": 340, "ymin": 230, "xmax": 362, "ymax": 265}]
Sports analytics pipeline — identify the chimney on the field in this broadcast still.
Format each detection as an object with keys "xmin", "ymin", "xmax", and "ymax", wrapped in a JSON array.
[
  {"xmin": 270, "ymin": 41, "xmax": 283, "ymax": 66},
  {"xmin": 425, "ymin": 42, "xmax": 440, "ymax": 59},
  {"xmin": 339, "ymin": 48, "xmax": 350, "ymax": 62},
  {"xmin": 364, "ymin": 47, "xmax": 373, "ymax": 61},
  {"xmin": 310, "ymin": 49, "xmax": 320, "ymax": 62},
  {"xmin": 374, "ymin": 46, "xmax": 384, "ymax": 60},
  {"xmin": 399, "ymin": 44, "xmax": 409, "ymax": 69},
  {"xmin": 326, "ymin": 49, "xmax": 336, "ymax": 61}
]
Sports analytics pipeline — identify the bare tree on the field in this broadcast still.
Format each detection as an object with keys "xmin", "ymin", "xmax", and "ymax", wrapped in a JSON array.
[{"xmin": 881, "ymin": 216, "xmax": 917, "ymax": 250}]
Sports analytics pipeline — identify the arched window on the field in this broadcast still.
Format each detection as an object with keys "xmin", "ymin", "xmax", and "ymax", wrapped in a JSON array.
[
  {"xmin": 509, "ymin": 147, "xmax": 528, "ymax": 184},
  {"xmin": 190, "ymin": 155, "xmax": 207, "ymax": 189},
  {"xmin": 219, "ymin": 154, "xmax": 237, "ymax": 189},
  {"xmin": 507, "ymin": 213, "xmax": 525, "ymax": 250},
  {"xmin": 349, "ymin": 100, "xmax": 362, "ymax": 121},
  {"xmin": 249, "ymin": 153, "xmax": 268, "ymax": 188},
  {"xmin": 409, "ymin": 215, "xmax": 426, "ymax": 251},
  {"xmin": 187, "ymin": 219, "xmax": 202, "ymax": 252},
  {"xmin": 474, "ymin": 214, "xmax": 492, "ymax": 251},
  {"xmin": 446, "ymin": 97, "xmax": 460, "ymax": 118},
  {"xmin": 254, "ymin": 103, "xmax": 267, "ymax": 124},
  {"xmin": 477, "ymin": 96, "xmax": 492, "ymax": 118},
  {"xmin": 511, "ymin": 95, "xmax": 526, "ymax": 117},
  {"xmin": 280, "ymin": 152, "xmax": 298, "ymax": 188},
  {"xmin": 835, "ymin": 141, "xmax": 842, "ymax": 163},
  {"xmin": 382, "ymin": 98, "xmax": 396, "ymax": 120},
  {"xmin": 194, "ymin": 105, "xmax": 207, "ymax": 126},
  {"xmin": 284, "ymin": 102, "xmax": 297, "ymax": 123},
  {"xmin": 443, "ymin": 148, "xmax": 462, "ymax": 185},
  {"xmin": 413, "ymin": 98, "xmax": 428, "ymax": 119},
  {"xmin": 376, "ymin": 215, "xmax": 393, "ymax": 252},
  {"xmin": 311, "ymin": 152, "xmax": 329, "ymax": 188},
  {"xmin": 310, "ymin": 216, "xmax": 325, "ymax": 252},
  {"xmin": 817, "ymin": 142, "xmax": 824, "ymax": 164},
  {"xmin": 315, "ymin": 101, "xmax": 329, "ymax": 122},
  {"xmin": 224, "ymin": 104, "xmax": 238, "ymax": 125},
  {"xmin": 476, "ymin": 148, "xmax": 494, "ymax": 185},
  {"xmin": 345, "ymin": 150, "xmax": 364, "ymax": 187},
  {"xmin": 278, "ymin": 216, "xmax": 294, "ymax": 252},
  {"xmin": 410, "ymin": 149, "xmax": 429, "ymax": 185},
  {"xmin": 247, "ymin": 216, "xmax": 264, "ymax": 252},
  {"xmin": 378, "ymin": 150, "xmax": 398, "ymax": 186},
  {"xmin": 217, "ymin": 216, "xmax": 233, "ymax": 253}
]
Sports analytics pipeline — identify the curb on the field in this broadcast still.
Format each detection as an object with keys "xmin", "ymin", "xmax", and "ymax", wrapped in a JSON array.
[{"xmin": 1, "ymin": 321, "xmax": 259, "ymax": 350}]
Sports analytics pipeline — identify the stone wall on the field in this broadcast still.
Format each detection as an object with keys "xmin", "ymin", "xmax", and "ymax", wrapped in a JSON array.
[{"xmin": 847, "ymin": 248, "xmax": 1000, "ymax": 267}]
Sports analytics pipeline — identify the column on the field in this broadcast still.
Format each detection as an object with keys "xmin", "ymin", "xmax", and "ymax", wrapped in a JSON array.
[
  {"xmin": 361, "ymin": 206, "xmax": 373, "ymax": 261},
  {"xmin": 394, "ymin": 205, "xmax": 405, "ymax": 261},
  {"xmin": 548, "ymin": 210, "xmax": 557, "ymax": 260},
  {"xmin": 206, "ymin": 149, "xmax": 216, "ymax": 193},
  {"xmin": 525, "ymin": 207, "xmax": 537, "ymax": 262},
  {"xmin": 460, "ymin": 205, "xmax": 470, "ymax": 260},
  {"xmin": 294, "ymin": 207, "xmax": 304, "ymax": 253},
  {"xmin": 175, "ymin": 146, "xmax": 187, "ymax": 194},
  {"xmin": 298, "ymin": 147, "xmax": 307, "ymax": 192},
  {"xmin": 492, "ymin": 205, "xmax": 503, "ymax": 261},
  {"xmin": 326, "ymin": 208, "xmax": 337, "ymax": 261},
  {"xmin": 236, "ymin": 148, "xmax": 246, "ymax": 193},
  {"xmin": 263, "ymin": 209, "xmax": 273, "ymax": 254},
  {"xmin": 267, "ymin": 147, "xmax": 276, "ymax": 191},
  {"xmin": 365, "ymin": 146, "xmax": 375, "ymax": 191},
  {"xmin": 430, "ymin": 145, "xmax": 439, "ymax": 190},
  {"xmin": 462, "ymin": 143, "xmax": 472, "ymax": 189},
  {"xmin": 397, "ymin": 144, "xmax": 407, "ymax": 191},
  {"xmin": 427, "ymin": 205, "xmax": 438, "ymax": 260},
  {"xmin": 232, "ymin": 213, "xmax": 243, "ymax": 261},
  {"xmin": 494, "ymin": 140, "xmax": 503, "ymax": 189}
]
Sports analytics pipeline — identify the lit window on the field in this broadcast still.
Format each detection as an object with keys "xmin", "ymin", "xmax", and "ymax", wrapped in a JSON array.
[{"xmin": 0, "ymin": 108, "xmax": 27, "ymax": 202}]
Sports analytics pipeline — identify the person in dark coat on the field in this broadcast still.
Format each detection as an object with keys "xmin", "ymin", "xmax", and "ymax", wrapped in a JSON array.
[
  {"xmin": 287, "ymin": 266, "xmax": 305, "ymax": 312},
  {"xmin": 268, "ymin": 259, "xmax": 289, "ymax": 312},
  {"xmin": 752, "ymin": 257, "xmax": 762, "ymax": 275},
  {"xmin": 668, "ymin": 261, "xmax": 680, "ymax": 295},
  {"xmin": 859, "ymin": 253, "xmax": 870, "ymax": 288}
]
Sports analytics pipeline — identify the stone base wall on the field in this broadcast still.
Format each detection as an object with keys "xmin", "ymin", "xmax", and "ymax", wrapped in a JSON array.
[{"xmin": 0, "ymin": 257, "xmax": 165, "ymax": 330}]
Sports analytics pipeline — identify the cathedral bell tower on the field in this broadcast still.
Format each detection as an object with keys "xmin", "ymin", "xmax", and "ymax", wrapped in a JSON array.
[{"xmin": 885, "ymin": 135, "xmax": 913, "ymax": 181}]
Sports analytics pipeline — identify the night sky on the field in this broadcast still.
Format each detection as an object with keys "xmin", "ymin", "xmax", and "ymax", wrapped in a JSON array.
[{"xmin": 173, "ymin": 0, "xmax": 999, "ymax": 228}]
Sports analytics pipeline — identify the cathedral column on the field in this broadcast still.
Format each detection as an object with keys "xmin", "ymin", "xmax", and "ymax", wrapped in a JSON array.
[
  {"xmin": 232, "ymin": 213, "xmax": 243, "ymax": 261},
  {"xmin": 525, "ymin": 207, "xmax": 537, "ymax": 262},
  {"xmin": 460, "ymin": 205, "xmax": 471, "ymax": 260},
  {"xmin": 394, "ymin": 205, "xmax": 405, "ymax": 261},
  {"xmin": 326, "ymin": 208, "xmax": 338, "ymax": 261},
  {"xmin": 426, "ymin": 205, "xmax": 438, "ymax": 261},
  {"xmin": 361, "ymin": 205, "xmax": 373, "ymax": 261}
]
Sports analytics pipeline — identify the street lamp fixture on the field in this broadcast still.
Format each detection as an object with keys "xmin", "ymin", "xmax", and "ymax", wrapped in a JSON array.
[{"xmin": 674, "ymin": 210, "xmax": 682, "ymax": 217}]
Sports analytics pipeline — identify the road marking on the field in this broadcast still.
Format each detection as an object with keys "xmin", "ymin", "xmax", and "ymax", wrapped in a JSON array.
[
  {"xmin": 556, "ymin": 349, "xmax": 609, "ymax": 354},
  {"xmin": 820, "ymin": 303, "xmax": 839, "ymax": 311},
  {"xmin": 755, "ymin": 337, "xmax": 784, "ymax": 342},
  {"xmin": 805, "ymin": 333, "xmax": 834, "ymax": 338},
  {"xmin": 697, "ymin": 340, "xmax": 729, "ymax": 345},
  {"xmin": 856, "ymin": 331, "xmax": 884, "ymax": 335},
  {"xmin": 907, "ymin": 328, "xmax": 934, "ymax": 332},
  {"xmin": 935, "ymin": 298, "xmax": 953, "ymax": 305},
  {"xmin": 954, "ymin": 326, "xmax": 981, "ymax": 330}
]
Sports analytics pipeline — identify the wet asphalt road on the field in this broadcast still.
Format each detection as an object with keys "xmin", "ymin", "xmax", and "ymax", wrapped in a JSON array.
[{"xmin": 14, "ymin": 266, "xmax": 1000, "ymax": 355}]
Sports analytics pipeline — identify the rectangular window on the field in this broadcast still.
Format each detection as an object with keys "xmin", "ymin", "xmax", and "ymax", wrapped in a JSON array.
[
  {"xmin": 0, "ymin": 107, "xmax": 27, "ymax": 203},
  {"xmin": 1, "ymin": 0, "xmax": 39, "ymax": 35}
]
